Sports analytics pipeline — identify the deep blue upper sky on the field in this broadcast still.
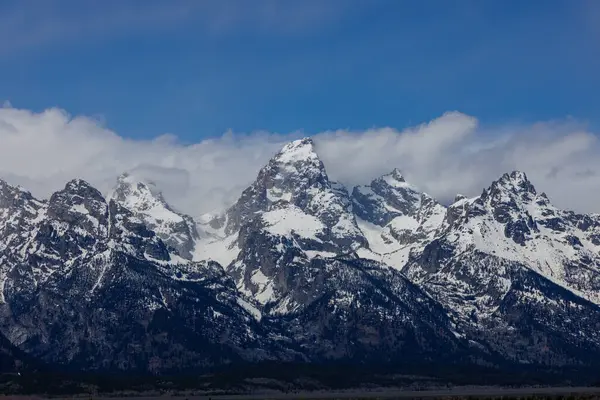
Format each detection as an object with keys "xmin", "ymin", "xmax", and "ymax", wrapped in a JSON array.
[{"xmin": 0, "ymin": 0, "xmax": 598, "ymax": 140}]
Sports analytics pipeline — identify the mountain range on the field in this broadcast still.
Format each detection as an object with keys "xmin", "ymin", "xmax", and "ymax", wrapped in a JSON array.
[{"xmin": 0, "ymin": 137, "xmax": 599, "ymax": 379}]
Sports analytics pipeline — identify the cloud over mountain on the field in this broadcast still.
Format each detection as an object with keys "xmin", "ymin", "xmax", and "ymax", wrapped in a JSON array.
[{"xmin": 0, "ymin": 104, "xmax": 598, "ymax": 216}]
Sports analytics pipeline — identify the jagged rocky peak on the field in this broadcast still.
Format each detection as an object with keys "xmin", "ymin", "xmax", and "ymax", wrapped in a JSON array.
[
  {"xmin": 0, "ymin": 179, "xmax": 45, "ymax": 252},
  {"xmin": 264, "ymin": 136, "xmax": 329, "ymax": 195},
  {"xmin": 454, "ymin": 193, "xmax": 467, "ymax": 202},
  {"xmin": 482, "ymin": 170, "xmax": 537, "ymax": 202},
  {"xmin": 383, "ymin": 167, "xmax": 407, "ymax": 184},
  {"xmin": 225, "ymin": 138, "xmax": 369, "ymax": 302},
  {"xmin": 443, "ymin": 171, "xmax": 543, "ymax": 245},
  {"xmin": 110, "ymin": 173, "xmax": 198, "ymax": 259},
  {"xmin": 352, "ymin": 168, "xmax": 434, "ymax": 227},
  {"xmin": 51, "ymin": 179, "xmax": 106, "ymax": 206},
  {"xmin": 351, "ymin": 169, "xmax": 447, "ymax": 270},
  {"xmin": 0, "ymin": 178, "xmax": 24, "ymax": 192},
  {"xmin": 0, "ymin": 178, "xmax": 22, "ymax": 194},
  {"xmin": 62, "ymin": 178, "xmax": 103, "ymax": 196},
  {"xmin": 112, "ymin": 173, "xmax": 167, "ymax": 207},
  {"xmin": 225, "ymin": 137, "xmax": 340, "ymax": 235},
  {"xmin": 439, "ymin": 172, "xmax": 600, "ymax": 303},
  {"xmin": 0, "ymin": 179, "xmax": 37, "ymax": 209},
  {"xmin": 110, "ymin": 172, "xmax": 182, "ymax": 219},
  {"xmin": 371, "ymin": 168, "xmax": 416, "ymax": 196},
  {"xmin": 276, "ymin": 137, "xmax": 320, "ymax": 163},
  {"xmin": 47, "ymin": 179, "xmax": 109, "ymax": 230},
  {"xmin": 461, "ymin": 171, "xmax": 539, "ymax": 227}
]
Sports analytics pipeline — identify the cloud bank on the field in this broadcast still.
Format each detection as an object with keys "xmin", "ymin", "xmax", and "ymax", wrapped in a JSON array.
[{"xmin": 0, "ymin": 105, "xmax": 599, "ymax": 217}]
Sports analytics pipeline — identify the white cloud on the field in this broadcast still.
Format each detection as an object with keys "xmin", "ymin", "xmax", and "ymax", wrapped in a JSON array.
[{"xmin": 0, "ymin": 106, "xmax": 599, "ymax": 217}]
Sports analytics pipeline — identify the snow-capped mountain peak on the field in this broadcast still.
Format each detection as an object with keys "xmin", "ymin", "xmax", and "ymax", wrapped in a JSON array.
[
  {"xmin": 111, "ymin": 173, "xmax": 171, "ymax": 212},
  {"xmin": 481, "ymin": 170, "xmax": 537, "ymax": 206},
  {"xmin": 110, "ymin": 173, "xmax": 198, "ymax": 259},
  {"xmin": 267, "ymin": 137, "xmax": 328, "ymax": 198},
  {"xmin": 353, "ymin": 168, "xmax": 436, "ymax": 225},
  {"xmin": 204, "ymin": 138, "xmax": 370, "ymax": 311},
  {"xmin": 275, "ymin": 137, "xmax": 320, "ymax": 164},
  {"xmin": 63, "ymin": 178, "xmax": 102, "ymax": 194},
  {"xmin": 454, "ymin": 193, "xmax": 467, "ymax": 202},
  {"xmin": 221, "ymin": 137, "xmax": 364, "ymax": 248},
  {"xmin": 352, "ymin": 169, "xmax": 446, "ymax": 269},
  {"xmin": 47, "ymin": 179, "xmax": 109, "ymax": 239},
  {"xmin": 221, "ymin": 138, "xmax": 326, "ymax": 235},
  {"xmin": 433, "ymin": 171, "xmax": 600, "ymax": 304},
  {"xmin": 381, "ymin": 167, "xmax": 407, "ymax": 185},
  {"xmin": 52, "ymin": 179, "xmax": 106, "ymax": 210},
  {"xmin": 0, "ymin": 179, "xmax": 38, "ymax": 208}
]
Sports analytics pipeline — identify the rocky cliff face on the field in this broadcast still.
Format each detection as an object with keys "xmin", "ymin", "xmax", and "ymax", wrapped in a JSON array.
[{"xmin": 0, "ymin": 138, "xmax": 599, "ymax": 374}]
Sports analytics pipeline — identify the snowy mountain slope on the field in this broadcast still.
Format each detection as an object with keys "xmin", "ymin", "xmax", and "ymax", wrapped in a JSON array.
[
  {"xmin": 404, "ymin": 246, "xmax": 600, "ymax": 365},
  {"xmin": 0, "ymin": 179, "xmax": 114, "ymax": 299},
  {"xmin": 400, "ymin": 171, "xmax": 600, "ymax": 364},
  {"xmin": 351, "ymin": 169, "xmax": 446, "ymax": 269},
  {"xmin": 421, "ymin": 171, "xmax": 600, "ymax": 304}
]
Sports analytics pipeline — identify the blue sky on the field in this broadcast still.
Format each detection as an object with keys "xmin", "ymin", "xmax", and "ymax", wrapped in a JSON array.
[{"xmin": 0, "ymin": 0, "xmax": 598, "ymax": 140}]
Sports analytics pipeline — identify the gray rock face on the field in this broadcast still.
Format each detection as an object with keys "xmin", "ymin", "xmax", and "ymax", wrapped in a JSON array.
[
  {"xmin": 404, "ymin": 250, "xmax": 600, "ymax": 365},
  {"xmin": 0, "ymin": 180, "xmax": 47, "ymax": 263},
  {"xmin": 269, "ymin": 257, "xmax": 470, "ymax": 363}
]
